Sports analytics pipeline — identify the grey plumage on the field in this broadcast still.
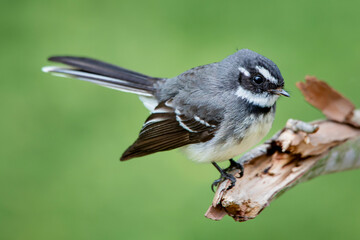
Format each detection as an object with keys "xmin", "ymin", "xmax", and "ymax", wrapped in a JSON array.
[{"xmin": 43, "ymin": 49, "xmax": 288, "ymax": 163}]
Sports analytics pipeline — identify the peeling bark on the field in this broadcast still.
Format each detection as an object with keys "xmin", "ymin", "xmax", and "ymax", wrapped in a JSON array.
[
  {"xmin": 205, "ymin": 76, "xmax": 360, "ymax": 222},
  {"xmin": 297, "ymin": 76, "xmax": 360, "ymax": 127}
]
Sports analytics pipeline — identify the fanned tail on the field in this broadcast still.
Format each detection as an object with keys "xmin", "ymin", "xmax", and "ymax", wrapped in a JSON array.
[{"xmin": 42, "ymin": 56, "xmax": 162, "ymax": 96}]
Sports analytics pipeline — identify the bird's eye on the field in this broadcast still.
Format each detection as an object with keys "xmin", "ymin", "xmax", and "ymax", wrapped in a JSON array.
[{"xmin": 253, "ymin": 75, "xmax": 264, "ymax": 84}]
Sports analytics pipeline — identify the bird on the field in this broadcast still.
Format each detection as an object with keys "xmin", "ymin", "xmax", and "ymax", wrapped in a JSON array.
[{"xmin": 42, "ymin": 49, "xmax": 289, "ymax": 191}]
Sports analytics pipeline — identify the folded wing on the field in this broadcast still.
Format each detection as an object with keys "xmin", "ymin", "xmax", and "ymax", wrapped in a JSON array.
[{"xmin": 120, "ymin": 100, "xmax": 219, "ymax": 160}]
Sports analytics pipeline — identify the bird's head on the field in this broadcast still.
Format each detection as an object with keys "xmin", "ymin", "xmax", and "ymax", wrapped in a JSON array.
[{"xmin": 222, "ymin": 49, "xmax": 289, "ymax": 108}]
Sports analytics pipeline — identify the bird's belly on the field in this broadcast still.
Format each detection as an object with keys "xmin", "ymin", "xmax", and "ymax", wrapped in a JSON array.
[{"xmin": 182, "ymin": 114, "xmax": 274, "ymax": 163}]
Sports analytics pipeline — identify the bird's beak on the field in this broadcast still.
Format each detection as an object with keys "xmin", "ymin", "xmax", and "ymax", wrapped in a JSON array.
[{"xmin": 269, "ymin": 88, "xmax": 290, "ymax": 97}]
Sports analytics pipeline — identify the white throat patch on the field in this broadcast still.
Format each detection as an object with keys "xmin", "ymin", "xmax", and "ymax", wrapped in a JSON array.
[{"xmin": 235, "ymin": 85, "xmax": 279, "ymax": 107}]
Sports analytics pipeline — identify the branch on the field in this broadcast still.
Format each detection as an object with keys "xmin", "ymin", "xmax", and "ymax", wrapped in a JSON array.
[{"xmin": 205, "ymin": 76, "xmax": 360, "ymax": 222}]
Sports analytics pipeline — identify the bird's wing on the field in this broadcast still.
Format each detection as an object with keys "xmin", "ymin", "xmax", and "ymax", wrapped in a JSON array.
[{"xmin": 120, "ymin": 100, "xmax": 219, "ymax": 160}]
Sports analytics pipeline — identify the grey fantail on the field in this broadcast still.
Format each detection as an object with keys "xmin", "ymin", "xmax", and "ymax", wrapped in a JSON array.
[{"xmin": 42, "ymin": 49, "xmax": 289, "ymax": 190}]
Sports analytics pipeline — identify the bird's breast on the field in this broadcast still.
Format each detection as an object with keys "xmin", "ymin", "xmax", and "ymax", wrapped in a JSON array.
[{"xmin": 182, "ymin": 112, "xmax": 275, "ymax": 163}]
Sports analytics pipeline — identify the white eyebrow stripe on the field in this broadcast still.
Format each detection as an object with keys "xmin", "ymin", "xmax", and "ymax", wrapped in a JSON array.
[
  {"xmin": 256, "ymin": 66, "xmax": 278, "ymax": 84},
  {"xmin": 235, "ymin": 85, "xmax": 279, "ymax": 107},
  {"xmin": 238, "ymin": 67, "xmax": 250, "ymax": 77}
]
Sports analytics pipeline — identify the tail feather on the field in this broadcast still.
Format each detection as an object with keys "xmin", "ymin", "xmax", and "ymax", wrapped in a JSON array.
[{"xmin": 43, "ymin": 56, "xmax": 161, "ymax": 96}]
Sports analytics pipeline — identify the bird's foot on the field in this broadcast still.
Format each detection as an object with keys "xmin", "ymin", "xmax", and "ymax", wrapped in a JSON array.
[
  {"xmin": 211, "ymin": 171, "xmax": 236, "ymax": 192},
  {"xmin": 211, "ymin": 159, "xmax": 245, "ymax": 192},
  {"xmin": 224, "ymin": 159, "xmax": 244, "ymax": 178}
]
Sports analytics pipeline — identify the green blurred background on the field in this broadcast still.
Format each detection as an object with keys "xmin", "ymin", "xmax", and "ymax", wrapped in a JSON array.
[{"xmin": 1, "ymin": 0, "xmax": 360, "ymax": 239}]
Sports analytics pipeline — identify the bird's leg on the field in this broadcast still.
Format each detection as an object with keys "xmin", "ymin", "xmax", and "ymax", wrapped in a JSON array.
[
  {"xmin": 211, "ymin": 162, "xmax": 237, "ymax": 192},
  {"xmin": 224, "ymin": 159, "xmax": 244, "ymax": 178}
]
